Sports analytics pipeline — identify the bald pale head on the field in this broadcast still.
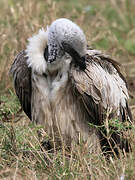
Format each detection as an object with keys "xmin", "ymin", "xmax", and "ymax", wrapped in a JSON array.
[{"xmin": 47, "ymin": 18, "xmax": 87, "ymax": 68}]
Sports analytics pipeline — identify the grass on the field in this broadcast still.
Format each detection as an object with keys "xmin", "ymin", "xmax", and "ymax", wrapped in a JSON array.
[{"xmin": 0, "ymin": 0, "xmax": 135, "ymax": 179}]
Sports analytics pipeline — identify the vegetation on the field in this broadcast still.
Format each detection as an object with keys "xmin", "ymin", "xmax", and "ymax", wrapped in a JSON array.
[{"xmin": 0, "ymin": 0, "xmax": 135, "ymax": 179}]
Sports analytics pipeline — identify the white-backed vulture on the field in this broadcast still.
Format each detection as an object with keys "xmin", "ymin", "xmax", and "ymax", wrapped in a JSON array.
[{"xmin": 10, "ymin": 18, "xmax": 132, "ymax": 153}]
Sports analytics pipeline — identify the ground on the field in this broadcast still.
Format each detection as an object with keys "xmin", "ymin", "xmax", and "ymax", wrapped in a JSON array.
[{"xmin": 0, "ymin": 0, "xmax": 135, "ymax": 179}]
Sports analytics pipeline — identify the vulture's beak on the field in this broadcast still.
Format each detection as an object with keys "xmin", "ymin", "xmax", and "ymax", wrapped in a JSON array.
[{"xmin": 61, "ymin": 41, "xmax": 86, "ymax": 70}]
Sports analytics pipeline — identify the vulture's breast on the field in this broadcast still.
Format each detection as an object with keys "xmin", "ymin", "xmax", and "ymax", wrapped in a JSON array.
[{"xmin": 31, "ymin": 69, "xmax": 100, "ymax": 151}]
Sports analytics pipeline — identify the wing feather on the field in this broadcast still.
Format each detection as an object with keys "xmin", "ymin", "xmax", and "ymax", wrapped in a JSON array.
[
  {"xmin": 71, "ymin": 49, "xmax": 132, "ymax": 152},
  {"xmin": 9, "ymin": 50, "xmax": 32, "ymax": 120},
  {"xmin": 71, "ymin": 50, "xmax": 132, "ymax": 124}
]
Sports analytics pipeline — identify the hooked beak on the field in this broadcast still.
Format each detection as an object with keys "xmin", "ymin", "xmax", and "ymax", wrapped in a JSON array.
[
  {"xmin": 44, "ymin": 43, "xmax": 86, "ymax": 70},
  {"xmin": 61, "ymin": 42, "xmax": 86, "ymax": 70}
]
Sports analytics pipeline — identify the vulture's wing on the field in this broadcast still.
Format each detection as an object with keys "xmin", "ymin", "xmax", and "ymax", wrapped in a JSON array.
[
  {"xmin": 9, "ymin": 50, "xmax": 32, "ymax": 120},
  {"xmin": 70, "ymin": 50, "xmax": 132, "ymax": 125}
]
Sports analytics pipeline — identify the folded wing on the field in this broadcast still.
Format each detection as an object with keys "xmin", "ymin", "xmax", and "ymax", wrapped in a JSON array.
[
  {"xmin": 9, "ymin": 50, "xmax": 32, "ymax": 120},
  {"xmin": 71, "ymin": 49, "xmax": 132, "ymax": 125}
]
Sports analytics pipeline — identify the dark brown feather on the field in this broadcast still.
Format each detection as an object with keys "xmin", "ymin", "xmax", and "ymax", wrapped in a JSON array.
[{"xmin": 9, "ymin": 50, "xmax": 32, "ymax": 120}]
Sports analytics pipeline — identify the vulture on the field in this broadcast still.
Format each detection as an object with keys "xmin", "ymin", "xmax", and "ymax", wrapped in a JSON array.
[{"xmin": 10, "ymin": 18, "xmax": 132, "ymax": 154}]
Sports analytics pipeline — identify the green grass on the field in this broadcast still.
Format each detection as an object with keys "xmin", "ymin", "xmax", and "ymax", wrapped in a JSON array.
[
  {"xmin": 0, "ymin": 0, "xmax": 135, "ymax": 179},
  {"xmin": 0, "ymin": 90, "xmax": 21, "ymax": 121}
]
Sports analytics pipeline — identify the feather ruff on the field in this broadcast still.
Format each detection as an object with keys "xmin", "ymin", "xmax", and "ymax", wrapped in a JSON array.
[{"xmin": 26, "ymin": 28, "xmax": 48, "ymax": 74}]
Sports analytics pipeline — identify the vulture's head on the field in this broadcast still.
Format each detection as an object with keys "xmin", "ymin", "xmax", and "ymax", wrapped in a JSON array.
[{"xmin": 26, "ymin": 18, "xmax": 87, "ymax": 74}]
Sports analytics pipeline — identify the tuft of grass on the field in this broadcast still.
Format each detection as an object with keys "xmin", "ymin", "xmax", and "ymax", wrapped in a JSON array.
[{"xmin": 0, "ymin": 90, "xmax": 21, "ymax": 122}]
